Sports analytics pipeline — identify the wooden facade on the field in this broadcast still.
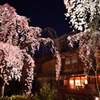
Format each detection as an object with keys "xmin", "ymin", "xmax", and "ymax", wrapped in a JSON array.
[
  {"xmin": 35, "ymin": 34, "xmax": 100, "ymax": 100},
  {"xmin": 35, "ymin": 48, "xmax": 100, "ymax": 100}
]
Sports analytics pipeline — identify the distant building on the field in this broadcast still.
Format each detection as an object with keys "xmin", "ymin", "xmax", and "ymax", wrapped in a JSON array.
[{"xmin": 35, "ymin": 34, "xmax": 100, "ymax": 100}]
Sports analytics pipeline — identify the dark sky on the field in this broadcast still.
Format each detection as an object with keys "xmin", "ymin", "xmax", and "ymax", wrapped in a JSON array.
[{"xmin": 0, "ymin": 0, "xmax": 72, "ymax": 37}]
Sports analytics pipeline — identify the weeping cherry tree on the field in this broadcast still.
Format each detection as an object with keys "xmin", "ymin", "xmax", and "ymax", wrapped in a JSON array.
[
  {"xmin": 0, "ymin": 4, "xmax": 61, "ymax": 96},
  {"xmin": 64, "ymin": 0, "xmax": 100, "ymax": 97}
]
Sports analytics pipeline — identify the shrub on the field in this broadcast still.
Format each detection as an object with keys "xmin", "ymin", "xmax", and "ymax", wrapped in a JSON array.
[
  {"xmin": 0, "ymin": 95, "xmax": 28, "ymax": 100},
  {"xmin": 0, "ymin": 83, "xmax": 54, "ymax": 100},
  {"xmin": 33, "ymin": 83, "xmax": 54, "ymax": 100},
  {"xmin": 0, "ymin": 96, "xmax": 10, "ymax": 100},
  {"xmin": 32, "ymin": 93, "xmax": 40, "ymax": 100}
]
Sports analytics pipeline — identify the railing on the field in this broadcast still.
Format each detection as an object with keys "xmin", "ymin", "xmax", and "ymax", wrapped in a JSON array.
[{"xmin": 59, "ymin": 84, "xmax": 98, "ymax": 95}]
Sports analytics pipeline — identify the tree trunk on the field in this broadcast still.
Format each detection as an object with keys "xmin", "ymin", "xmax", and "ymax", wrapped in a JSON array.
[{"xmin": 1, "ymin": 82, "xmax": 5, "ymax": 97}]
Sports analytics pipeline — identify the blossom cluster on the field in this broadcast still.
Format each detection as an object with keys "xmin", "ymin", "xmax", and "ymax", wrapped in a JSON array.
[
  {"xmin": 0, "ymin": 42, "xmax": 24, "ymax": 83},
  {"xmin": 38, "ymin": 37, "xmax": 61, "ymax": 80},
  {"xmin": 68, "ymin": 30, "xmax": 100, "ymax": 73},
  {"xmin": 64, "ymin": 0, "xmax": 100, "ymax": 31},
  {"xmin": 0, "ymin": 3, "xmax": 61, "ymax": 95},
  {"xmin": 64, "ymin": 0, "xmax": 100, "ymax": 74}
]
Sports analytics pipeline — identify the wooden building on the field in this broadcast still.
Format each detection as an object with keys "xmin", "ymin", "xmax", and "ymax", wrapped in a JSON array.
[{"xmin": 35, "ymin": 34, "xmax": 100, "ymax": 100}]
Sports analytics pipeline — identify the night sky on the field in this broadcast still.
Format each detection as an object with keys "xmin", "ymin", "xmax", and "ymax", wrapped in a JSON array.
[{"xmin": 0, "ymin": 0, "xmax": 72, "ymax": 37}]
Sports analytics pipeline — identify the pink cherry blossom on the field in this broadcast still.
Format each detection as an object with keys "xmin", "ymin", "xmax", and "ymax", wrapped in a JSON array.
[{"xmin": 0, "ymin": 4, "xmax": 61, "ymax": 96}]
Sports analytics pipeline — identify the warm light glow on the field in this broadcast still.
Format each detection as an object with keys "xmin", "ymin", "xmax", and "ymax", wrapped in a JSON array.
[
  {"xmin": 69, "ymin": 75, "xmax": 88, "ymax": 89},
  {"xmin": 95, "ymin": 97, "xmax": 99, "ymax": 100},
  {"xmin": 99, "ymin": 75, "xmax": 100, "ymax": 78},
  {"xmin": 69, "ymin": 77, "xmax": 74, "ymax": 89},
  {"xmin": 75, "ymin": 77, "xmax": 81, "ymax": 86},
  {"xmin": 81, "ymin": 76, "xmax": 88, "ymax": 85},
  {"xmin": 64, "ymin": 80, "xmax": 68, "ymax": 86}
]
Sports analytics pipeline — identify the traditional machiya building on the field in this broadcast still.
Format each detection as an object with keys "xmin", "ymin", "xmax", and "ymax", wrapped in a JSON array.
[{"xmin": 35, "ymin": 34, "xmax": 100, "ymax": 100}]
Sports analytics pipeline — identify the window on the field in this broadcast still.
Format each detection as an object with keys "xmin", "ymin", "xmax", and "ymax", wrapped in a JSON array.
[
  {"xmin": 65, "ymin": 57, "xmax": 70, "ymax": 65},
  {"xmin": 81, "ymin": 76, "xmax": 88, "ymax": 86},
  {"xmin": 69, "ymin": 77, "xmax": 74, "ymax": 89},
  {"xmin": 63, "ymin": 80, "xmax": 68, "ymax": 86},
  {"xmin": 71, "ymin": 55, "xmax": 78, "ymax": 64},
  {"xmin": 75, "ymin": 77, "xmax": 81, "ymax": 86},
  {"xmin": 69, "ymin": 75, "xmax": 88, "ymax": 89}
]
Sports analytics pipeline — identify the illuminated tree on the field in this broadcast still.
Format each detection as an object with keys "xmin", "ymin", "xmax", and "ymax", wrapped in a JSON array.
[
  {"xmin": 64, "ymin": 0, "xmax": 100, "ymax": 97},
  {"xmin": 64, "ymin": 0, "xmax": 100, "ymax": 31},
  {"xmin": 0, "ymin": 4, "xmax": 61, "ymax": 96}
]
